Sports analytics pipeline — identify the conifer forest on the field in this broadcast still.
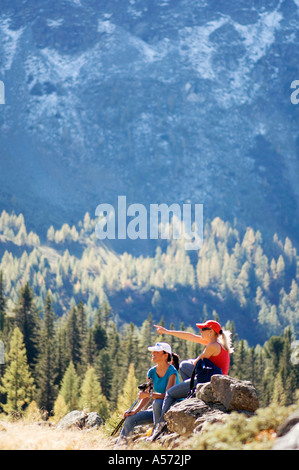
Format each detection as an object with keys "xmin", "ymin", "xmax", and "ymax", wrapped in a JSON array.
[{"xmin": 0, "ymin": 210, "xmax": 298, "ymax": 419}]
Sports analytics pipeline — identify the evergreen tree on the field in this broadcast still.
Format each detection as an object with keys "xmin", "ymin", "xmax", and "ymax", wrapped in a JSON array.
[
  {"xmin": 116, "ymin": 363, "xmax": 138, "ymax": 415},
  {"xmin": 106, "ymin": 324, "xmax": 122, "ymax": 410},
  {"xmin": 55, "ymin": 318, "xmax": 69, "ymax": 387},
  {"xmin": 92, "ymin": 308, "xmax": 108, "ymax": 352},
  {"xmin": 231, "ymin": 339, "xmax": 248, "ymax": 380},
  {"xmin": 79, "ymin": 366, "xmax": 109, "ymax": 420},
  {"xmin": 0, "ymin": 327, "xmax": 35, "ymax": 415},
  {"xmin": 65, "ymin": 306, "xmax": 81, "ymax": 367},
  {"xmin": 52, "ymin": 394, "xmax": 68, "ymax": 424},
  {"xmin": 95, "ymin": 349, "xmax": 114, "ymax": 401},
  {"xmin": 13, "ymin": 282, "xmax": 40, "ymax": 371},
  {"xmin": 272, "ymin": 371, "xmax": 286, "ymax": 405},
  {"xmin": 59, "ymin": 361, "xmax": 80, "ymax": 411},
  {"xmin": 75, "ymin": 300, "xmax": 89, "ymax": 373},
  {"xmin": 102, "ymin": 302, "xmax": 112, "ymax": 330},
  {"xmin": 35, "ymin": 292, "xmax": 58, "ymax": 414},
  {"xmin": 122, "ymin": 322, "xmax": 139, "ymax": 370},
  {"xmin": 76, "ymin": 300, "xmax": 88, "ymax": 355},
  {"xmin": 85, "ymin": 328, "xmax": 97, "ymax": 366}
]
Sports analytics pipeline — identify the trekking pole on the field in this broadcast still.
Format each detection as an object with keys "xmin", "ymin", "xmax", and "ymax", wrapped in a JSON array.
[
  {"xmin": 110, "ymin": 379, "xmax": 153, "ymax": 437},
  {"xmin": 110, "ymin": 397, "xmax": 139, "ymax": 437}
]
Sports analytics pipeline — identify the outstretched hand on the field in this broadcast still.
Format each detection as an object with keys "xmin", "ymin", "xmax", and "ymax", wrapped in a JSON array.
[{"xmin": 154, "ymin": 324, "xmax": 168, "ymax": 335}]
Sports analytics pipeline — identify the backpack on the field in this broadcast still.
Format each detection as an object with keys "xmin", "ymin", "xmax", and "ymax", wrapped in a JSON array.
[{"xmin": 187, "ymin": 358, "xmax": 223, "ymax": 398}]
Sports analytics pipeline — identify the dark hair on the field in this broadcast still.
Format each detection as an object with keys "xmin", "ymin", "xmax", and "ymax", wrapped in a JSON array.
[{"xmin": 170, "ymin": 353, "xmax": 180, "ymax": 371}]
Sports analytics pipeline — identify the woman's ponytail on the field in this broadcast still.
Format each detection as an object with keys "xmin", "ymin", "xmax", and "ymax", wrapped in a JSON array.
[{"xmin": 219, "ymin": 329, "xmax": 234, "ymax": 353}]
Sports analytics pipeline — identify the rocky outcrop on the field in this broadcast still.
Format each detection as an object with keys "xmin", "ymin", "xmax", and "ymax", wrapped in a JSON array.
[
  {"xmin": 196, "ymin": 374, "xmax": 259, "ymax": 412},
  {"xmin": 164, "ymin": 375, "xmax": 259, "ymax": 439},
  {"xmin": 165, "ymin": 399, "xmax": 228, "ymax": 436},
  {"xmin": 56, "ymin": 410, "xmax": 103, "ymax": 430}
]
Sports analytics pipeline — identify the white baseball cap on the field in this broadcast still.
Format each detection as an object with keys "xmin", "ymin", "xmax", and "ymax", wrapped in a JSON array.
[{"xmin": 148, "ymin": 342, "xmax": 172, "ymax": 355}]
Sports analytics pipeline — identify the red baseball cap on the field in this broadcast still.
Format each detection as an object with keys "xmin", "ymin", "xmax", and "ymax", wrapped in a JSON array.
[{"xmin": 196, "ymin": 320, "xmax": 222, "ymax": 334}]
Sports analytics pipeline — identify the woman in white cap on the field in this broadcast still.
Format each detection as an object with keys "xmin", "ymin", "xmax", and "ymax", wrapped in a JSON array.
[
  {"xmin": 116, "ymin": 342, "xmax": 179, "ymax": 444},
  {"xmin": 148, "ymin": 320, "xmax": 234, "ymax": 441}
]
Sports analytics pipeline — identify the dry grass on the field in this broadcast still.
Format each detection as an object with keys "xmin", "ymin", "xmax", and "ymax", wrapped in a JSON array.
[{"xmin": 0, "ymin": 420, "xmax": 114, "ymax": 450}]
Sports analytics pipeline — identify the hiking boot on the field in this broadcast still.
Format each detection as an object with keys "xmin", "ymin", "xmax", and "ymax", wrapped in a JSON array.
[{"xmin": 146, "ymin": 422, "xmax": 168, "ymax": 442}]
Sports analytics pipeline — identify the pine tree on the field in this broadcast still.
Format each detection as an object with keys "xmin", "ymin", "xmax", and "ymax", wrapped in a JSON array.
[
  {"xmin": 95, "ymin": 349, "xmax": 114, "ymax": 401},
  {"xmin": 92, "ymin": 308, "xmax": 108, "ymax": 352},
  {"xmin": 231, "ymin": 339, "xmax": 248, "ymax": 380},
  {"xmin": 105, "ymin": 324, "xmax": 121, "ymax": 409},
  {"xmin": 0, "ymin": 327, "xmax": 35, "ymax": 415},
  {"xmin": 65, "ymin": 306, "xmax": 81, "ymax": 367},
  {"xmin": 13, "ymin": 282, "xmax": 40, "ymax": 370},
  {"xmin": 79, "ymin": 366, "xmax": 109, "ymax": 420},
  {"xmin": 102, "ymin": 302, "xmax": 113, "ymax": 328},
  {"xmin": 55, "ymin": 318, "xmax": 69, "ymax": 387},
  {"xmin": 76, "ymin": 300, "xmax": 88, "ymax": 354},
  {"xmin": 59, "ymin": 361, "xmax": 80, "ymax": 412},
  {"xmin": 74, "ymin": 300, "xmax": 89, "ymax": 373},
  {"xmin": 116, "ymin": 363, "xmax": 138, "ymax": 415},
  {"xmin": 85, "ymin": 328, "xmax": 97, "ymax": 366},
  {"xmin": 122, "ymin": 322, "xmax": 139, "ymax": 369},
  {"xmin": 52, "ymin": 394, "xmax": 68, "ymax": 424},
  {"xmin": 35, "ymin": 292, "xmax": 58, "ymax": 414}
]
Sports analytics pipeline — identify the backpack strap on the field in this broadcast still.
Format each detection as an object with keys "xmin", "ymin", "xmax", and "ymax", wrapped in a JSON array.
[{"xmin": 186, "ymin": 364, "xmax": 197, "ymax": 398}]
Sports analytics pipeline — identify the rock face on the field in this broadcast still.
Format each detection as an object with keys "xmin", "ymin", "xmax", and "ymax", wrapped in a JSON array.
[
  {"xmin": 196, "ymin": 375, "xmax": 259, "ymax": 412},
  {"xmin": 1, "ymin": 1, "xmax": 298, "ymax": 264},
  {"xmin": 165, "ymin": 398, "xmax": 227, "ymax": 436},
  {"xmin": 56, "ymin": 410, "xmax": 103, "ymax": 430},
  {"xmin": 164, "ymin": 375, "xmax": 259, "ymax": 438}
]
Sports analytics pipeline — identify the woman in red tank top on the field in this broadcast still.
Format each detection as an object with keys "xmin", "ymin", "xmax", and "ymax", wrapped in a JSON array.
[
  {"xmin": 154, "ymin": 319, "xmax": 233, "ymax": 375},
  {"xmin": 206, "ymin": 342, "xmax": 230, "ymax": 375}
]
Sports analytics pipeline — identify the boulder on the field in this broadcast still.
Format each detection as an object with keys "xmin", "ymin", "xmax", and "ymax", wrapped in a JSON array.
[
  {"xmin": 164, "ymin": 376, "xmax": 259, "ymax": 439},
  {"xmin": 196, "ymin": 375, "xmax": 259, "ymax": 412},
  {"xmin": 56, "ymin": 410, "xmax": 103, "ymax": 430},
  {"xmin": 85, "ymin": 412, "xmax": 103, "ymax": 429},
  {"xmin": 164, "ymin": 398, "xmax": 227, "ymax": 436}
]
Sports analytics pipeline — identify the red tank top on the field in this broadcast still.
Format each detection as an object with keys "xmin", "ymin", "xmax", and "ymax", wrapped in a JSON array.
[{"xmin": 210, "ymin": 345, "xmax": 230, "ymax": 375}]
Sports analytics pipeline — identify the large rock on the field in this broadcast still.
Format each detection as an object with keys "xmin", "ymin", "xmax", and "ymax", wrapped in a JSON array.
[
  {"xmin": 56, "ymin": 410, "xmax": 103, "ymax": 430},
  {"xmin": 164, "ymin": 398, "xmax": 227, "ymax": 436},
  {"xmin": 164, "ymin": 376, "xmax": 259, "ymax": 438},
  {"xmin": 196, "ymin": 375, "xmax": 259, "ymax": 412}
]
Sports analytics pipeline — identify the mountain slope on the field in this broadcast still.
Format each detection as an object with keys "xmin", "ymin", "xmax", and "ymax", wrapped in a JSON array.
[{"xmin": 0, "ymin": 0, "xmax": 298, "ymax": 249}]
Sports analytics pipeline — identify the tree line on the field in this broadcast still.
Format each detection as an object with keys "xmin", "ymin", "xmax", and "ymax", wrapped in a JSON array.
[{"xmin": 0, "ymin": 272, "xmax": 298, "ymax": 421}]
